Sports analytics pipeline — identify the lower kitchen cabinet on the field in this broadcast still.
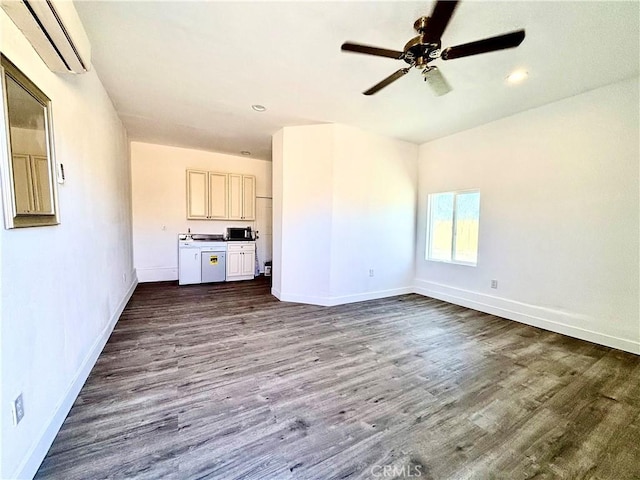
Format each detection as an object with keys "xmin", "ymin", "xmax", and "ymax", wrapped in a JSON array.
[
  {"xmin": 226, "ymin": 242, "xmax": 255, "ymax": 281},
  {"xmin": 178, "ymin": 247, "xmax": 201, "ymax": 285}
]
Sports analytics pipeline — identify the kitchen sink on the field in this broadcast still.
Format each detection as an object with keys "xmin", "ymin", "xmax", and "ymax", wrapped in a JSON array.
[{"xmin": 189, "ymin": 234, "xmax": 225, "ymax": 241}]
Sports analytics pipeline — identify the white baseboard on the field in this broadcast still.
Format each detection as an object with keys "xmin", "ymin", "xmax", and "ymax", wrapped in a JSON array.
[
  {"xmin": 137, "ymin": 267, "xmax": 176, "ymax": 283},
  {"xmin": 273, "ymin": 286, "xmax": 414, "ymax": 307},
  {"xmin": 413, "ymin": 279, "xmax": 639, "ymax": 355},
  {"xmin": 14, "ymin": 271, "xmax": 139, "ymax": 480}
]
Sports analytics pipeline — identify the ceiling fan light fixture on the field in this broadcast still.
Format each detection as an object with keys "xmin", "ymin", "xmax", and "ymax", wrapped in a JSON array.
[
  {"xmin": 506, "ymin": 70, "xmax": 528, "ymax": 84},
  {"xmin": 251, "ymin": 104, "xmax": 266, "ymax": 112}
]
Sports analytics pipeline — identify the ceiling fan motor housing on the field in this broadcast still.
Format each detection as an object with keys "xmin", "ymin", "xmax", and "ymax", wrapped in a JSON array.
[{"xmin": 403, "ymin": 32, "xmax": 441, "ymax": 67}]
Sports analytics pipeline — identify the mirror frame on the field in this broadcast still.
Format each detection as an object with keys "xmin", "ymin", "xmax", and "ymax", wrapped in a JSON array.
[{"xmin": 0, "ymin": 54, "xmax": 59, "ymax": 228}]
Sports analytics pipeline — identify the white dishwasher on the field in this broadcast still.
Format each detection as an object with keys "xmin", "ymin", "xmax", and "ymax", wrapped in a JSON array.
[{"xmin": 201, "ymin": 247, "xmax": 226, "ymax": 283}]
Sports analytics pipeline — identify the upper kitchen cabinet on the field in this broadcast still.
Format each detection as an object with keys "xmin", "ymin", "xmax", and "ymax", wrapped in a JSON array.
[
  {"xmin": 186, "ymin": 170, "xmax": 228, "ymax": 220},
  {"xmin": 228, "ymin": 174, "xmax": 255, "ymax": 221}
]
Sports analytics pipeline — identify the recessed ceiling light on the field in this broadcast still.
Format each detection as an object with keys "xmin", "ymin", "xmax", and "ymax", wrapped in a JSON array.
[
  {"xmin": 241, "ymin": 151, "xmax": 251, "ymax": 156},
  {"xmin": 506, "ymin": 70, "xmax": 528, "ymax": 84},
  {"xmin": 251, "ymin": 104, "xmax": 266, "ymax": 112}
]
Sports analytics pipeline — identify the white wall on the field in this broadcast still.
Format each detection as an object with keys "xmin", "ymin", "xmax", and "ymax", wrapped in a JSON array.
[
  {"xmin": 271, "ymin": 130, "xmax": 283, "ymax": 293},
  {"xmin": 1, "ymin": 9, "xmax": 135, "ymax": 480},
  {"xmin": 272, "ymin": 124, "xmax": 418, "ymax": 305},
  {"xmin": 415, "ymin": 77, "xmax": 640, "ymax": 354},
  {"xmin": 130, "ymin": 141, "xmax": 272, "ymax": 282},
  {"xmin": 274, "ymin": 125, "xmax": 335, "ymax": 301}
]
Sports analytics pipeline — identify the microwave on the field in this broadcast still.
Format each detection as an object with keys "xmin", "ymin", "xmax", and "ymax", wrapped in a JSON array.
[{"xmin": 227, "ymin": 227, "xmax": 252, "ymax": 241}]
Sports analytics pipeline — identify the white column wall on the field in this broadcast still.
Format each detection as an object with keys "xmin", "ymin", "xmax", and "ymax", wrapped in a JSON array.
[
  {"xmin": 272, "ymin": 124, "xmax": 418, "ymax": 306},
  {"xmin": 273, "ymin": 125, "xmax": 334, "ymax": 302}
]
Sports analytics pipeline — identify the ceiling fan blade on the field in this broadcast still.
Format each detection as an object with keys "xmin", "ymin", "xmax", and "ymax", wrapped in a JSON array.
[
  {"xmin": 441, "ymin": 29, "xmax": 525, "ymax": 60},
  {"xmin": 341, "ymin": 42, "xmax": 404, "ymax": 60},
  {"xmin": 363, "ymin": 68, "xmax": 410, "ymax": 95},
  {"xmin": 423, "ymin": 66, "xmax": 451, "ymax": 96},
  {"xmin": 422, "ymin": 1, "xmax": 459, "ymax": 44}
]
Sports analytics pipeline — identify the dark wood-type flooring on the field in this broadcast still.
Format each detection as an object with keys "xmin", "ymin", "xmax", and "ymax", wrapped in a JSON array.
[{"xmin": 36, "ymin": 278, "xmax": 640, "ymax": 480}]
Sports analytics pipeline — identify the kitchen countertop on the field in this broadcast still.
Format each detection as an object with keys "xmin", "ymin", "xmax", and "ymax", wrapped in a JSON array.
[{"xmin": 178, "ymin": 234, "xmax": 255, "ymax": 242}]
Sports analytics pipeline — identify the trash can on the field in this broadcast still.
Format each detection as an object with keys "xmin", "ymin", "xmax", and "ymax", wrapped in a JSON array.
[{"xmin": 264, "ymin": 261, "xmax": 272, "ymax": 277}]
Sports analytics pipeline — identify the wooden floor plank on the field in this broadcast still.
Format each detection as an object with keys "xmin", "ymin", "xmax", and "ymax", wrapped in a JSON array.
[{"xmin": 35, "ymin": 278, "xmax": 640, "ymax": 479}]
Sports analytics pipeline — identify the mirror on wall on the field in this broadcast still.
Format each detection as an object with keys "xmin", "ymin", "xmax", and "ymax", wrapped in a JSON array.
[{"xmin": 0, "ymin": 54, "xmax": 59, "ymax": 228}]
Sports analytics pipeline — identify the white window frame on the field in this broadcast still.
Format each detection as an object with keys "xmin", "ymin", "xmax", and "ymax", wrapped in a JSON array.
[{"xmin": 426, "ymin": 189, "xmax": 480, "ymax": 266}]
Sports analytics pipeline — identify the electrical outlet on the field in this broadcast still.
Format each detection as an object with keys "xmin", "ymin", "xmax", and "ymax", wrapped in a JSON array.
[
  {"xmin": 491, "ymin": 280, "xmax": 498, "ymax": 289},
  {"xmin": 12, "ymin": 393, "xmax": 24, "ymax": 426},
  {"xmin": 369, "ymin": 269, "xmax": 374, "ymax": 277}
]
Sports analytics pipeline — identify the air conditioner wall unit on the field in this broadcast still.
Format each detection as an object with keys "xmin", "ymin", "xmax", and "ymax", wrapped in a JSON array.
[{"xmin": 1, "ymin": 0, "xmax": 91, "ymax": 74}]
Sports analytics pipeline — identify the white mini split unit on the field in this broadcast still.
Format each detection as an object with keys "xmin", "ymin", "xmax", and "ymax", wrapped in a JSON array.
[{"xmin": 1, "ymin": 0, "xmax": 91, "ymax": 74}]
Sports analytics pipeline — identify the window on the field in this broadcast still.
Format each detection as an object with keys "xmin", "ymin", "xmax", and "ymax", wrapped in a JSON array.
[{"xmin": 426, "ymin": 190, "xmax": 480, "ymax": 265}]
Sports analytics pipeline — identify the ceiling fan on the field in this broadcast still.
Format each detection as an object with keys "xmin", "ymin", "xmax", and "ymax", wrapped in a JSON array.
[{"xmin": 341, "ymin": 1, "xmax": 525, "ymax": 96}]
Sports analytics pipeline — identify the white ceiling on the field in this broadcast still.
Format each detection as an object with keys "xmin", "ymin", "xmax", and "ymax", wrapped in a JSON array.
[{"xmin": 74, "ymin": 1, "xmax": 639, "ymax": 161}]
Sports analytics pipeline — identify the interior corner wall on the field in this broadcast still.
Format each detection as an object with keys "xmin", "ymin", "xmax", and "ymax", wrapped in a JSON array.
[
  {"xmin": 415, "ymin": 76, "xmax": 640, "ymax": 354},
  {"xmin": 130, "ymin": 142, "xmax": 272, "ymax": 282},
  {"xmin": 0, "ymin": 10, "xmax": 134, "ymax": 480},
  {"xmin": 273, "ymin": 124, "xmax": 418, "ymax": 306}
]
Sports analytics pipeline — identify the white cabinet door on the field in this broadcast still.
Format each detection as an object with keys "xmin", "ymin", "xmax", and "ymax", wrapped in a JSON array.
[
  {"xmin": 255, "ymin": 197, "xmax": 272, "ymax": 274},
  {"xmin": 32, "ymin": 155, "xmax": 52, "ymax": 214},
  {"xmin": 242, "ymin": 175, "xmax": 256, "ymax": 221},
  {"xmin": 228, "ymin": 174, "xmax": 256, "ymax": 220},
  {"xmin": 186, "ymin": 170, "xmax": 208, "ymax": 219},
  {"xmin": 227, "ymin": 250, "xmax": 242, "ymax": 277},
  {"xmin": 208, "ymin": 173, "xmax": 228, "ymax": 219},
  {"xmin": 12, "ymin": 154, "xmax": 33, "ymax": 214},
  {"xmin": 228, "ymin": 173, "xmax": 243, "ymax": 220},
  {"xmin": 179, "ymin": 248, "xmax": 201, "ymax": 285},
  {"xmin": 241, "ymin": 250, "xmax": 255, "ymax": 276}
]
